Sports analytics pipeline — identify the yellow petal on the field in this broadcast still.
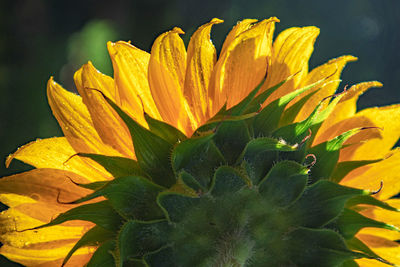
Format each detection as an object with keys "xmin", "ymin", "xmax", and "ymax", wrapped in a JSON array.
[
  {"xmin": 262, "ymin": 26, "xmax": 320, "ymax": 104},
  {"xmin": 0, "ymin": 169, "xmax": 93, "ymax": 205},
  {"xmin": 184, "ymin": 18, "xmax": 223, "ymax": 125},
  {"xmin": 220, "ymin": 19, "xmax": 258, "ymax": 57},
  {"xmin": 357, "ymin": 234, "xmax": 400, "ymax": 265},
  {"xmin": 313, "ymin": 81, "xmax": 382, "ymax": 145},
  {"xmin": 74, "ymin": 62, "xmax": 135, "ymax": 158},
  {"xmin": 341, "ymin": 148, "xmax": 400, "ymax": 199},
  {"xmin": 209, "ymin": 17, "xmax": 279, "ymax": 113},
  {"xmin": 47, "ymin": 78, "xmax": 120, "ymax": 156},
  {"xmin": 6, "ymin": 137, "xmax": 110, "ymax": 181},
  {"xmin": 340, "ymin": 104, "xmax": 400, "ymax": 161},
  {"xmin": 148, "ymin": 27, "xmax": 192, "ymax": 133},
  {"xmin": 1, "ymin": 242, "xmax": 92, "ymax": 267},
  {"xmin": 107, "ymin": 41, "xmax": 161, "ymax": 125},
  {"xmin": 293, "ymin": 55, "xmax": 357, "ymax": 121}
]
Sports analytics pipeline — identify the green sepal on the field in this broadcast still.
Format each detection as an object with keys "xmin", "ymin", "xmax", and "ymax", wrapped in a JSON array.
[
  {"xmin": 279, "ymin": 89, "xmax": 318, "ymax": 126},
  {"xmin": 210, "ymin": 166, "xmax": 247, "ymax": 196},
  {"xmin": 172, "ymin": 133, "xmax": 225, "ymax": 187},
  {"xmin": 346, "ymin": 195, "xmax": 399, "ymax": 212},
  {"xmin": 258, "ymin": 160, "xmax": 308, "ymax": 207},
  {"xmin": 330, "ymin": 159, "xmax": 382, "ymax": 183},
  {"xmin": 77, "ymin": 153, "xmax": 146, "ymax": 178},
  {"xmin": 86, "ymin": 240, "xmax": 116, "ymax": 267},
  {"xmin": 335, "ymin": 208, "xmax": 399, "ymax": 239},
  {"xmin": 178, "ymin": 170, "xmax": 205, "ymax": 193},
  {"xmin": 238, "ymin": 137, "xmax": 298, "ymax": 184},
  {"xmin": 31, "ymin": 200, "xmax": 122, "ymax": 231},
  {"xmin": 287, "ymin": 180, "xmax": 366, "ymax": 228},
  {"xmin": 286, "ymin": 227, "xmax": 361, "ymax": 267},
  {"xmin": 157, "ymin": 192, "xmax": 200, "ymax": 223},
  {"xmin": 117, "ymin": 220, "xmax": 169, "ymax": 266},
  {"xmin": 253, "ymin": 78, "xmax": 327, "ymax": 137},
  {"xmin": 104, "ymin": 96, "xmax": 175, "ymax": 187},
  {"xmin": 243, "ymin": 72, "xmax": 298, "ymax": 114},
  {"xmin": 272, "ymin": 88, "xmax": 343, "ymax": 144},
  {"xmin": 307, "ymin": 128, "xmax": 362, "ymax": 183},
  {"xmin": 213, "ymin": 120, "xmax": 251, "ymax": 164},
  {"xmin": 62, "ymin": 226, "xmax": 115, "ymax": 267},
  {"xmin": 144, "ymin": 113, "xmax": 186, "ymax": 145},
  {"xmin": 69, "ymin": 176, "xmax": 165, "ymax": 221},
  {"xmin": 195, "ymin": 112, "xmax": 257, "ymax": 134}
]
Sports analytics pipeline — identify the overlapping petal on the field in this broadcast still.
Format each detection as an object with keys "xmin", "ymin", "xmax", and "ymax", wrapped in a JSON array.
[
  {"xmin": 208, "ymin": 17, "xmax": 278, "ymax": 114},
  {"xmin": 47, "ymin": 78, "xmax": 121, "ymax": 156},
  {"xmin": 74, "ymin": 62, "xmax": 135, "ymax": 158}
]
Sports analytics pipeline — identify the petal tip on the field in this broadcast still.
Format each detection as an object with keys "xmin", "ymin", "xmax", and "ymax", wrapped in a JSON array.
[{"xmin": 172, "ymin": 27, "xmax": 185, "ymax": 35}]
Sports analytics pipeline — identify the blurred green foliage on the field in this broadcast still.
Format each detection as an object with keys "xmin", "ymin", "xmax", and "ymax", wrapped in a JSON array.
[{"xmin": 0, "ymin": 0, "xmax": 399, "ymax": 265}]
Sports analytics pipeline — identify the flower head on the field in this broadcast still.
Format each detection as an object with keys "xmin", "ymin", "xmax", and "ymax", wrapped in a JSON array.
[{"xmin": 1, "ymin": 18, "xmax": 400, "ymax": 266}]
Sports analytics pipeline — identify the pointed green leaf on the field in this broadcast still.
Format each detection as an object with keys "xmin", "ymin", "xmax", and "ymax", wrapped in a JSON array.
[
  {"xmin": 144, "ymin": 113, "xmax": 186, "ymax": 145},
  {"xmin": 331, "ymin": 159, "xmax": 382, "ymax": 183},
  {"xmin": 346, "ymin": 195, "xmax": 399, "ymax": 211},
  {"xmin": 214, "ymin": 121, "xmax": 251, "ymax": 164},
  {"xmin": 104, "ymin": 96, "xmax": 175, "ymax": 187},
  {"xmin": 340, "ymin": 260, "xmax": 359, "ymax": 267},
  {"xmin": 258, "ymin": 160, "xmax": 308, "ymax": 207},
  {"xmin": 253, "ymin": 78, "xmax": 328, "ymax": 137},
  {"xmin": 307, "ymin": 128, "xmax": 363, "ymax": 183},
  {"xmin": 210, "ymin": 166, "xmax": 247, "ymax": 196},
  {"xmin": 286, "ymin": 227, "xmax": 361, "ymax": 267},
  {"xmin": 239, "ymin": 137, "xmax": 298, "ymax": 183},
  {"xmin": 62, "ymin": 226, "xmax": 115, "ymax": 267},
  {"xmin": 157, "ymin": 192, "xmax": 200, "ymax": 223},
  {"xmin": 244, "ymin": 72, "xmax": 298, "ymax": 114},
  {"xmin": 172, "ymin": 134, "xmax": 225, "ymax": 187},
  {"xmin": 279, "ymin": 90, "xmax": 318, "ymax": 126},
  {"xmin": 32, "ymin": 201, "xmax": 122, "ymax": 231},
  {"xmin": 272, "ymin": 89, "xmax": 344, "ymax": 145},
  {"xmin": 86, "ymin": 240, "xmax": 116, "ymax": 267},
  {"xmin": 336, "ymin": 208, "xmax": 399, "ymax": 239},
  {"xmin": 287, "ymin": 180, "xmax": 367, "ymax": 228},
  {"xmin": 69, "ymin": 176, "xmax": 165, "ymax": 221},
  {"xmin": 78, "ymin": 153, "xmax": 146, "ymax": 178},
  {"xmin": 118, "ymin": 220, "xmax": 169, "ymax": 266},
  {"xmin": 195, "ymin": 112, "xmax": 257, "ymax": 134}
]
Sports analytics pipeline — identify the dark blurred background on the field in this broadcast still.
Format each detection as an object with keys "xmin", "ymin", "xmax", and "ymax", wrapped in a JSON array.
[{"xmin": 0, "ymin": 0, "xmax": 399, "ymax": 265}]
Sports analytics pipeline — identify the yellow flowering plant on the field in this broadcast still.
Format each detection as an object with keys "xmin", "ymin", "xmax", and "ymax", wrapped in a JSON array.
[{"xmin": 1, "ymin": 17, "xmax": 400, "ymax": 266}]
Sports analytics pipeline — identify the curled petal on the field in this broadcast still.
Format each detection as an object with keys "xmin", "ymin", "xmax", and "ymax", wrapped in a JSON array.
[{"xmin": 184, "ymin": 18, "xmax": 223, "ymax": 125}]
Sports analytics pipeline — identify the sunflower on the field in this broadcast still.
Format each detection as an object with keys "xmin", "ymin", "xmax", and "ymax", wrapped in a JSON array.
[{"xmin": 1, "ymin": 17, "xmax": 400, "ymax": 267}]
